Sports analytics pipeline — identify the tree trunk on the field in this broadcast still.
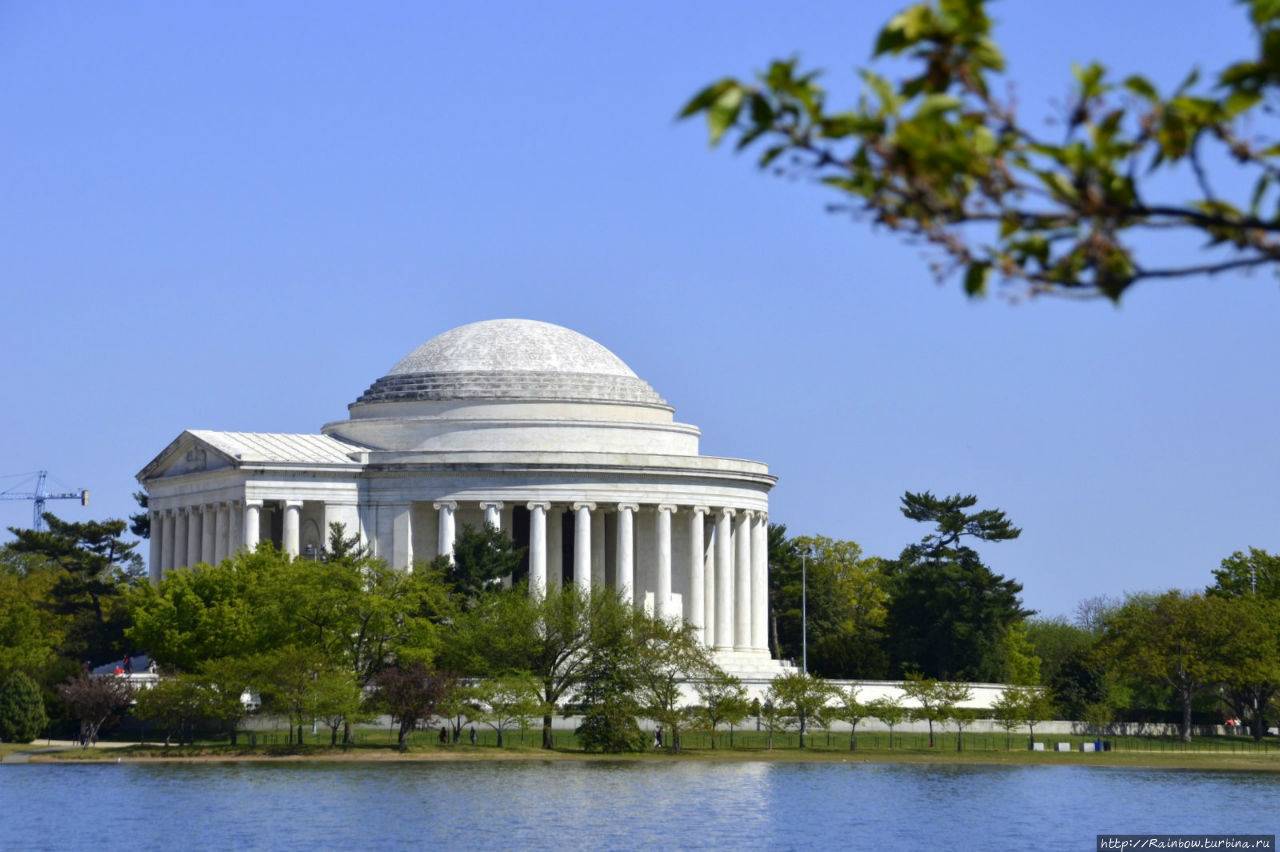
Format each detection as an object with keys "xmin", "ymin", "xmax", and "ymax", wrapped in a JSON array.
[
  {"xmin": 497, "ymin": 728, "xmax": 503, "ymax": 748},
  {"xmin": 1180, "ymin": 685, "xmax": 1194, "ymax": 743},
  {"xmin": 343, "ymin": 721, "xmax": 352, "ymax": 745},
  {"xmin": 397, "ymin": 722, "xmax": 410, "ymax": 752},
  {"xmin": 542, "ymin": 714, "xmax": 553, "ymax": 749}
]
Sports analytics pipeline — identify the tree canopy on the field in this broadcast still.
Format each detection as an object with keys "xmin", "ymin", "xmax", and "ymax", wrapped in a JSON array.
[
  {"xmin": 682, "ymin": 0, "xmax": 1280, "ymax": 301},
  {"xmin": 883, "ymin": 492, "xmax": 1028, "ymax": 680}
]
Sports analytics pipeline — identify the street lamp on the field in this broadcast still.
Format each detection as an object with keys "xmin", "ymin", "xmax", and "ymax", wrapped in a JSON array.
[{"xmin": 801, "ymin": 546, "xmax": 810, "ymax": 675}]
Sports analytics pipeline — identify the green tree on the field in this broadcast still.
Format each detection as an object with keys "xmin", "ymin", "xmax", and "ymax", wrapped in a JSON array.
[
  {"xmin": 196, "ymin": 656, "xmax": 258, "ymax": 746},
  {"xmin": 447, "ymin": 524, "xmax": 525, "ymax": 601},
  {"xmin": 466, "ymin": 673, "xmax": 543, "ymax": 747},
  {"xmin": 442, "ymin": 586, "xmax": 623, "ymax": 749},
  {"xmin": 766, "ymin": 671, "xmax": 836, "ymax": 748},
  {"xmin": 1000, "ymin": 621, "xmax": 1041, "ymax": 686},
  {"xmin": 827, "ymin": 684, "xmax": 870, "ymax": 751},
  {"xmin": 7, "ymin": 514, "xmax": 142, "ymax": 664},
  {"xmin": 1215, "ymin": 596, "xmax": 1280, "ymax": 741},
  {"xmin": 571, "ymin": 596, "xmax": 651, "ymax": 753},
  {"xmin": 129, "ymin": 534, "xmax": 452, "ymax": 689},
  {"xmin": 1025, "ymin": 616, "xmax": 1096, "ymax": 688},
  {"xmin": 0, "ymin": 556, "xmax": 65, "ymax": 678},
  {"xmin": 867, "ymin": 695, "xmax": 907, "ymax": 749},
  {"xmin": 883, "ymin": 492, "xmax": 1028, "ymax": 680},
  {"xmin": 0, "ymin": 670, "xmax": 47, "ymax": 743},
  {"xmin": 129, "ymin": 491, "xmax": 150, "ymax": 539},
  {"xmin": 768, "ymin": 526, "xmax": 891, "ymax": 678},
  {"xmin": 132, "ymin": 674, "xmax": 212, "ymax": 747},
  {"xmin": 691, "ymin": 672, "xmax": 751, "ymax": 749},
  {"xmin": 630, "ymin": 616, "xmax": 718, "ymax": 752},
  {"xmin": 1209, "ymin": 547, "xmax": 1280, "ymax": 599},
  {"xmin": 683, "ymin": 0, "xmax": 1280, "ymax": 301},
  {"xmin": 1102, "ymin": 591, "xmax": 1258, "ymax": 742},
  {"xmin": 901, "ymin": 672, "xmax": 971, "ymax": 747},
  {"xmin": 990, "ymin": 688, "xmax": 1023, "ymax": 750}
]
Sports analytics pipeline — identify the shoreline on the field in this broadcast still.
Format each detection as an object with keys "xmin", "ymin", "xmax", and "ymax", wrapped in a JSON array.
[{"xmin": 15, "ymin": 742, "xmax": 1280, "ymax": 773}]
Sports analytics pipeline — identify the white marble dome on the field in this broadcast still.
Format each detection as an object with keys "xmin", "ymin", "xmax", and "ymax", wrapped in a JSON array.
[{"xmin": 354, "ymin": 319, "xmax": 666, "ymax": 407}]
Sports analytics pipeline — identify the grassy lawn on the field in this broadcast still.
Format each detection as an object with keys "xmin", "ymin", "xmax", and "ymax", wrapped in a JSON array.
[{"xmin": 32, "ymin": 727, "xmax": 1279, "ymax": 771}]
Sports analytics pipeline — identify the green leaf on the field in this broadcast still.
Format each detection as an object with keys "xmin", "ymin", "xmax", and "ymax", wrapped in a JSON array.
[
  {"xmin": 679, "ymin": 80, "xmax": 733, "ymax": 120},
  {"xmin": 1249, "ymin": 174, "xmax": 1272, "ymax": 215},
  {"xmin": 916, "ymin": 94, "xmax": 963, "ymax": 117},
  {"xmin": 1122, "ymin": 75, "xmax": 1158, "ymax": 101},
  {"xmin": 964, "ymin": 262, "xmax": 990, "ymax": 297},
  {"xmin": 758, "ymin": 145, "xmax": 787, "ymax": 169},
  {"xmin": 1223, "ymin": 89, "xmax": 1262, "ymax": 118},
  {"xmin": 707, "ymin": 87, "xmax": 746, "ymax": 146}
]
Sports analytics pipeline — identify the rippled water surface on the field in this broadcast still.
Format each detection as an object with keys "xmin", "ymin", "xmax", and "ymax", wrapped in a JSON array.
[{"xmin": 3, "ymin": 760, "xmax": 1277, "ymax": 850}]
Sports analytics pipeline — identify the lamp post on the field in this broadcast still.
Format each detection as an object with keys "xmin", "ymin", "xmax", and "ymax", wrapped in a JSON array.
[{"xmin": 801, "ymin": 547, "xmax": 808, "ymax": 675}]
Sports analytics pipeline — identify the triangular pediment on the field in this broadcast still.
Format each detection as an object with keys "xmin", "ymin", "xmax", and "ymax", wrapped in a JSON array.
[{"xmin": 136, "ymin": 431, "xmax": 238, "ymax": 482}]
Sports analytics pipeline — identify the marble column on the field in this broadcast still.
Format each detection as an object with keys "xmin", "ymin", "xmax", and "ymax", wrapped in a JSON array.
[
  {"xmin": 186, "ymin": 507, "xmax": 202, "ymax": 566},
  {"xmin": 752, "ymin": 512, "xmax": 769, "ymax": 651},
  {"xmin": 547, "ymin": 506, "xmax": 563, "ymax": 592},
  {"xmin": 282, "ymin": 500, "xmax": 302, "ymax": 557},
  {"xmin": 688, "ymin": 506, "xmax": 707, "ymax": 642},
  {"xmin": 735, "ymin": 510, "xmax": 753, "ymax": 652},
  {"xmin": 591, "ymin": 509, "xmax": 606, "ymax": 590},
  {"xmin": 228, "ymin": 500, "xmax": 243, "ymax": 557},
  {"xmin": 148, "ymin": 510, "xmax": 162, "ymax": 584},
  {"xmin": 655, "ymin": 504, "xmax": 674, "ymax": 620},
  {"xmin": 573, "ymin": 503, "xmax": 594, "ymax": 594},
  {"xmin": 481, "ymin": 501, "xmax": 503, "ymax": 531},
  {"xmin": 161, "ymin": 509, "xmax": 177, "ymax": 578},
  {"xmin": 616, "ymin": 503, "xmax": 637, "ymax": 605},
  {"xmin": 243, "ymin": 500, "xmax": 262, "ymax": 551},
  {"xmin": 527, "ymin": 502, "xmax": 549, "ymax": 598},
  {"xmin": 214, "ymin": 502, "xmax": 230, "ymax": 564},
  {"xmin": 201, "ymin": 504, "xmax": 217, "ymax": 564},
  {"xmin": 391, "ymin": 503, "xmax": 413, "ymax": 569},
  {"xmin": 714, "ymin": 508, "xmax": 734, "ymax": 651},
  {"xmin": 703, "ymin": 519, "xmax": 716, "ymax": 648},
  {"xmin": 173, "ymin": 508, "xmax": 188, "ymax": 570},
  {"xmin": 434, "ymin": 501, "xmax": 456, "ymax": 562}
]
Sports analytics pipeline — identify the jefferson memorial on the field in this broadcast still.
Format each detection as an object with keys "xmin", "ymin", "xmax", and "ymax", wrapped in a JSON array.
[{"xmin": 138, "ymin": 319, "xmax": 781, "ymax": 675}]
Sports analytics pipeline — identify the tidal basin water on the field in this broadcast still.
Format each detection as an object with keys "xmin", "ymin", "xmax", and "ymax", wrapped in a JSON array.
[{"xmin": 2, "ymin": 760, "xmax": 1277, "ymax": 850}]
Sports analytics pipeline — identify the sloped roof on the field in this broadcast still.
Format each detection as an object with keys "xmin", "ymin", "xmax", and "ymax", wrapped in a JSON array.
[{"xmin": 187, "ymin": 431, "xmax": 362, "ymax": 465}]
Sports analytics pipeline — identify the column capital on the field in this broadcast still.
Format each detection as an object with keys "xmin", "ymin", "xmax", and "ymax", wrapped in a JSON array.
[
  {"xmin": 526, "ymin": 501, "xmax": 551, "ymax": 512},
  {"xmin": 433, "ymin": 500, "xmax": 457, "ymax": 511},
  {"xmin": 656, "ymin": 503, "xmax": 677, "ymax": 514},
  {"xmin": 616, "ymin": 502, "xmax": 639, "ymax": 513},
  {"xmin": 691, "ymin": 505, "xmax": 709, "ymax": 515},
  {"xmin": 479, "ymin": 500, "xmax": 504, "ymax": 511},
  {"xmin": 284, "ymin": 500, "xmax": 304, "ymax": 510},
  {"xmin": 244, "ymin": 499, "xmax": 264, "ymax": 509},
  {"xmin": 739, "ymin": 509, "xmax": 756, "ymax": 519},
  {"xmin": 717, "ymin": 507, "xmax": 735, "ymax": 519},
  {"xmin": 571, "ymin": 502, "xmax": 596, "ymax": 512}
]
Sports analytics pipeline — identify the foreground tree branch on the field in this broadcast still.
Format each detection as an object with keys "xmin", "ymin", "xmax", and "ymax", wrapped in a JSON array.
[{"xmin": 682, "ymin": 0, "xmax": 1280, "ymax": 302}]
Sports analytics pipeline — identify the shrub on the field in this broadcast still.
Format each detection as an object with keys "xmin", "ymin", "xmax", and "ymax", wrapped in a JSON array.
[{"xmin": 0, "ymin": 671, "xmax": 48, "ymax": 743}]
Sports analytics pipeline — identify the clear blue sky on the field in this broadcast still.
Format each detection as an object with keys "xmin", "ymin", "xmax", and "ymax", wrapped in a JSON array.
[{"xmin": 1, "ymin": 1, "xmax": 1274, "ymax": 619}]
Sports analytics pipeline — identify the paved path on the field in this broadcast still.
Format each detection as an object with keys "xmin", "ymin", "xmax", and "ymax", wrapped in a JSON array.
[{"xmin": 2, "ymin": 740, "xmax": 135, "ymax": 764}]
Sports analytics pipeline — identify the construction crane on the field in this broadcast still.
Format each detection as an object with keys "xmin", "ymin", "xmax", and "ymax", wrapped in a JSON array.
[{"xmin": 0, "ymin": 470, "xmax": 89, "ymax": 531}]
